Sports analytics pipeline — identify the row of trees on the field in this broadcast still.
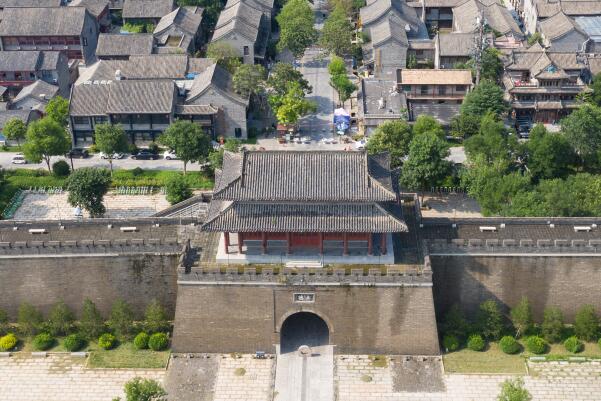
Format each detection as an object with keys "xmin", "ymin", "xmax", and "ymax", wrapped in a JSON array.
[{"xmin": 328, "ymin": 56, "xmax": 357, "ymax": 104}]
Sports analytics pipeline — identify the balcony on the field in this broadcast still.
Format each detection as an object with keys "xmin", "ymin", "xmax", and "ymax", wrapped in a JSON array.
[{"xmin": 405, "ymin": 93, "xmax": 465, "ymax": 100}]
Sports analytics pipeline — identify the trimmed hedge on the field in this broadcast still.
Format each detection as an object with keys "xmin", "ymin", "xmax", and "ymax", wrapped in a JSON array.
[
  {"xmin": 63, "ymin": 334, "xmax": 85, "ymax": 352},
  {"xmin": 467, "ymin": 334, "xmax": 485, "ymax": 352},
  {"xmin": 133, "ymin": 332, "xmax": 150, "ymax": 350},
  {"xmin": 148, "ymin": 333, "xmax": 169, "ymax": 351},
  {"xmin": 499, "ymin": 336, "xmax": 520, "ymax": 354},
  {"xmin": 32, "ymin": 333, "xmax": 55, "ymax": 351},
  {"xmin": 98, "ymin": 333, "xmax": 117, "ymax": 350},
  {"xmin": 442, "ymin": 335, "xmax": 460, "ymax": 352},
  {"xmin": 525, "ymin": 336, "xmax": 547, "ymax": 354},
  {"xmin": 563, "ymin": 336, "xmax": 584, "ymax": 353},
  {"xmin": 0, "ymin": 333, "xmax": 17, "ymax": 351}
]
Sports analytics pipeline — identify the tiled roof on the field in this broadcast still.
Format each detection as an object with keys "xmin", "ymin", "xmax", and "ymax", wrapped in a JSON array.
[
  {"xmin": 122, "ymin": 0, "xmax": 174, "ymax": 19},
  {"xmin": 0, "ymin": 109, "xmax": 34, "ymax": 128},
  {"xmin": 0, "ymin": 7, "xmax": 89, "ymax": 36},
  {"xmin": 224, "ymin": 0, "xmax": 273, "ymax": 15},
  {"xmin": 202, "ymin": 201, "xmax": 408, "ymax": 232},
  {"xmin": 360, "ymin": 0, "xmax": 422, "ymax": 30},
  {"xmin": 359, "ymin": 79, "xmax": 406, "ymax": 122},
  {"xmin": 407, "ymin": 0, "xmax": 463, "ymax": 6},
  {"xmin": 69, "ymin": 0, "xmax": 110, "ymax": 17},
  {"xmin": 212, "ymin": 0, "xmax": 263, "ymax": 42},
  {"xmin": 154, "ymin": 6, "xmax": 203, "ymax": 36},
  {"xmin": 0, "ymin": 0, "xmax": 61, "ymax": 7},
  {"xmin": 370, "ymin": 17, "xmax": 409, "ymax": 47},
  {"xmin": 96, "ymin": 34, "xmax": 155, "ymax": 57},
  {"xmin": 69, "ymin": 83, "xmax": 111, "ymax": 116},
  {"xmin": 398, "ymin": 69, "xmax": 473, "ymax": 85},
  {"xmin": 410, "ymin": 102, "xmax": 461, "ymax": 125},
  {"xmin": 175, "ymin": 104, "xmax": 219, "ymax": 114},
  {"xmin": 539, "ymin": 11, "xmax": 586, "ymax": 40},
  {"xmin": 12, "ymin": 80, "xmax": 59, "ymax": 104},
  {"xmin": 212, "ymin": 150, "xmax": 398, "ymax": 202},
  {"xmin": 186, "ymin": 63, "xmax": 248, "ymax": 105},
  {"xmin": 438, "ymin": 33, "xmax": 476, "ymax": 57},
  {"xmin": 562, "ymin": 1, "xmax": 601, "ymax": 16},
  {"xmin": 453, "ymin": 0, "xmax": 523, "ymax": 38},
  {"xmin": 0, "ymin": 51, "xmax": 61, "ymax": 72},
  {"xmin": 78, "ymin": 54, "xmax": 193, "ymax": 82}
]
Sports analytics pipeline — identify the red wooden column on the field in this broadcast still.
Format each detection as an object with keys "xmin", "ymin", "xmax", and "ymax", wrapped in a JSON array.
[
  {"xmin": 367, "ymin": 233, "xmax": 373, "ymax": 256},
  {"xmin": 238, "ymin": 232, "xmax": 244, "ymax": 254},
  {"xmin": 286, "ymin": 232, "xmax": 292, "ymax": 255},
  {"xmin": 343, "ymin": 232, "xmax": 349, "ymax": 256},
  {"xmin": 380, "ymin": 233, "xmax": 387, "ymax": 255},
  {"xmin": 224, "ymin": 232, "xmax": 230, "ymax": 254},
  {"xmin": 261, "ymin": 232, "xmax": 267, "ymax": 254},
  {"xmin": 319, "ymin": 232, "xmax": 324, "ymax": 255}
]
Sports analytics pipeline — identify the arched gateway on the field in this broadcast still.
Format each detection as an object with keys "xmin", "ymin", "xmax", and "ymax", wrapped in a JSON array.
[{"xmin": 280, "ymin": 312, "xmax": 329, "ymax": 353}]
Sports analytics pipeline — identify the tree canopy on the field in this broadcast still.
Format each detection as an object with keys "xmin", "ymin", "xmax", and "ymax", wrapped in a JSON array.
[
  {"xmin": 412, "ymin": 115, "xmax": 445, "ymax": 139},
  {"xmin": 2, "ymin": 118, "xmax": 27, "ymax": 146},
  {"xmin": 276, "ymin": 0, "xmax": 317, "ymax": 58},
  {"xmin": 206, "ymin": 42, "xmax": 242, "ymax": 73},
  {"xmin": 461, "ymin": 80, "xmax": 507, "ymax": 117},
  {"xmin": 365, "ymin": 120, "xmax": 413, "ymax": 168},
  {"xmin": 159, "ymin": 120, "xmax": 211, "ymax": 174},
  {"xmin": 22, "ymin": 117, "xmax": 71, "ymax": 172},
  {"xmin": 232, "ymin": 64, "xmax": 266, "ymax": 99},
  {"xmin": 560, "ymin": 103, "xmax": 601, "ymax": 164},
  {"xmin": 328, "ymin": 55, "xmax": 356, "ymax": 104},
  {"xmin": 94, "ymin": 124, "xmax": 129, "ymax": 173},
  {"xmin": 66, "ymin": 167, "xmax": 111, "ymax": 217},
  {"xmin": 45, "ymin": 96, "xmax": 70, "ymax": 127},
  {"xmin": 320, "ymin": 6, "xmax": 354, "ymax": 56},
  {"xmin": 274, "ymin": 82, "xmax": 317, "ymax": 125},
  {"xmin": 268, "ymin": 62, "xmax": 312, "ymax": 97},
  {"xmin": 525, "ymin": 124, "xmax": 575, "ymax": 181}
]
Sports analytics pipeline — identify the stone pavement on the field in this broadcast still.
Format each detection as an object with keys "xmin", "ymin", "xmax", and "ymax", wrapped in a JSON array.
[
  {"xmin": 0, "ymin": 354, "xmax": 165, "ymax": 401},
  {"xmin": 336, "ymin": 356, "xmax": 601, "ymax": 401},
  {"xmin": 275, "ymin": 345, "xmax": 334, "ymax": 401},
  {"xmin": 213, "ymin": 354, "xmax": 274, "ymax": 401},
  {"xmin": 12, "ymin": 192, "xmax": 171, "ymax": 220}
]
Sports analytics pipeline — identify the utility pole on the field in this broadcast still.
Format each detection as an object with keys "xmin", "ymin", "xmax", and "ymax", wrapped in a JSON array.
[{"xmin": 474, "ymin": 11, "xmax": 487, "ymax": 85}]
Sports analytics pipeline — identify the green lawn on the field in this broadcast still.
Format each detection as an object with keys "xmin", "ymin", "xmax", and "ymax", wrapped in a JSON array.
[{"xmin": 87, "ymin": 342, "xmax": 169, "ymax": 369}]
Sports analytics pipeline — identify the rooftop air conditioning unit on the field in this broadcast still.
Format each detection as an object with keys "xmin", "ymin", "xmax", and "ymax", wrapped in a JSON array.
[
  {"xmin": 574, "ymin": 226, "xmax": 592, "ymax": 232},
  {"xmin": 120, "ymin": 227, "xmax": 138, "ymax": 232},
  {"xmin": 479, "ymin": 226, "xmax": 497, "ymax": 232}
]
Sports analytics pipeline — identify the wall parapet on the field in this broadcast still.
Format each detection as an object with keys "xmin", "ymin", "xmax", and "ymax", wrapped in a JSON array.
[
  {"xmin": 425, "ymin": 238, "xmax": 601, "ymax": 255},
  {"xmin": 0, "ymin": 238, "xmax": 181, "ymax": 256}
]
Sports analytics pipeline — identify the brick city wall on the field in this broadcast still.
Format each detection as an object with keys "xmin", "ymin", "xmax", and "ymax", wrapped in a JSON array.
[
  {"xmin": 172, "ymin": 283, "xmax": 440, "ymax": 355},
  {"xmin": 0, "ymin": 253, "xmax": 179, "ymax": 319},
  {"xmin": 431, "ymin": 255, "xmax": 601, "ymax": 321}
]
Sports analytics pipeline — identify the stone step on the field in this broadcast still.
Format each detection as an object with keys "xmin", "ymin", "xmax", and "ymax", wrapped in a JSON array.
[{"xmin": 285, "ymin": 260, "xmax": 324, "ymax": 268}]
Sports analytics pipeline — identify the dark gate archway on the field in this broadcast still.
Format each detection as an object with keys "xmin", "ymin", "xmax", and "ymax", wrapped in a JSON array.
[{"xmin": 280, "ymin": 312, "xmax": 329, "ymax": 353}]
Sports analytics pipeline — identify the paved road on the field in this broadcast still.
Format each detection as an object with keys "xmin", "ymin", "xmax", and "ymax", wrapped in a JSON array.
[
  {"xmin": 275, "ymin": 345, "xmax": 334, "ymax": 401},
  {"xmin": 0, "ymin": 152, "xmax": 201, "ymax": 171}
]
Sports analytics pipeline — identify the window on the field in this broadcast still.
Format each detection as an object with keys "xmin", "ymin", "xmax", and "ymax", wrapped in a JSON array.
[
  {"xmin": 455, "ymin": 85, "xmax": 465, "ymax": 92},
  {"xmin": 73, "ymin": 117, "xmax": 90, "ymax": 125},
  {"xmin": 420, "ymin": 85, "xmax": 429, "ymax": 95},
  {"xmin": 243, "ymin": 46, "xmax": 249, "ymax": 56},
  {"xmin": 438, "ymin": 86, "xmax": 447, "ymax": 95},
  {"xmin": 235, "ymin": 128, "xmax": 242, "ymax": 138},
  {"xmin": 402, "ymin": 85, "xmax": 411, "ymax": 92},
  {"xmin": 151, "ymin": 114, "xmax": 170, "ymax": 125}
]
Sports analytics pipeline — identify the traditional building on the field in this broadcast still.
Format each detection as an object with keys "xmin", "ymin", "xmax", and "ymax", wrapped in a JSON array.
[
  {"xmin": 202, "ymin": 150, "xmax": 407, "ymax": 264},
  {"xmin": 153, "ymin": 6, "xmax": 204, "ymax": 54},
  {"xmin": 95, "ymin": 33, "xmax": 155, "ymax": 60},
  {"xmin": 0, "ymin": 51, "xmax": 69, "ymax": 97},
  {"xmin": 452, "ymin": 0, "xmax": 524, "ymax": 43},
  {"xmin": 122, "ymin": 0, "xmax": 175, "ymax": 25}
]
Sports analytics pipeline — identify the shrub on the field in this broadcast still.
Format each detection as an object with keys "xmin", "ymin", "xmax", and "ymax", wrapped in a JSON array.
[
  {"xmin": 574, "ymin": 305, "xmax": 599, "ymax": 342},
  {"xmin": 165, "ymin": 174, "xmax": 192, "ymax": 205},
  {"xmin": 148, "ymin": 142, "xmax": 160, "ymax": 154},
  {"xmin": 510, "ymin": 297, "xmax": 533, "ymax": 338},
  {"xmin": 17, "ymin": 303, "xmax": 43, "ymax": 335},
  {"xmin": 122, "ymin": 378, "xmax": 166, "ymax": 401},
  {"xmin": 498, "ymin": 377, "xmax": 532, "ymax": 401},
  {"xmin": 563, "ymin": 336, "xmax": 583, "ymax": 353},
  {"xmin": 477, "ymin": 300, "xmax": 504, "ymax": 340},
  {"xmin": 467, "ymin": 334, "xmax": 485, "ymax": 351},
  {"xmin": 52, "ymin": 160, "xmax": 70, "ymax": 177},
  {"xmin": 525, "ymin": 336, "xmax": 547, "ymax": 354},
  {"xmin": 134, "ymin": 332, "xmax": 150, "ymax": 350},
  {"xmin": 499, "ymin": 336, "xmax": 520, "ymax": 354},
  {"xmin": 108, "ymin": 300, "xmax": 134, "ymax": 340},
  {"xmin": 98, "ymin": 333, "xmax": 116, "ymax": 350},
  {"xmin": 0, "ymin": 308, "xmax": 8, "ymax": 336},
  {"xmin": 148, "ymin": 333, "xmax": 169, "ymax": 351},
  {"xmin": 442, "ymin": 335, "xmax": 460, "ymax": 352},
  {"xmin": 144, "ymin": 300, "xmax": 169, "ymax": 333},
  {"xmin": 63, "ymin": 334, "xmax": 85, "ymax": 352},
  {"xmin": 32, "ymin": 333, "xmax": 55, "ymax": 351},
  {"xmin": 0, "ymin": 333, "xmax": 17, "ymax": 351},
  {"xmin": 542, "ymin": 307, "xmax": 564, "ymax": 343},
  {"xmin": 442, "ymin": 304, "xmax": 469, "ymax": 340},
  {"xmin": 79, "ymin": 299, "xmax": 105, "ymax": 340},
  {"xmin": 46, "ymin": 301, "xmax": 74, "ymax": 336}
]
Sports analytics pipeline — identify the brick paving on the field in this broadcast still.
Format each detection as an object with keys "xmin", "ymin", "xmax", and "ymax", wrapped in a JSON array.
[
  {"xmin": 336, "ymin": 356, "xmax": 601, "ymax": 401},
  {"xmin": 12, "ymin": 192, "xmax": 171, "ymax": 220},
  {"xmin": 212, "ymin": 354, "xmax": 274, "ymax": 401},
  {"xmin": 0, "ymin": 354, "xmax": 165, "ymax": 401}
]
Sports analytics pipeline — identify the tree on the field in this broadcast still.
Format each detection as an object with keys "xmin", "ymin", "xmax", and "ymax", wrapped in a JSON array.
[
  {"xmin": 541, "ymin": 307, "xmax": 564, "ymax": 343},
  {"xmin": 18, "ymin": 303, "xmax": 43, "ymax": 336},
  {"xmin": 232, "ymin": 64, "xmax": 266, "ymax": 99},
  {"xmin": 320, "ymin": 6, "xmax": 354, "ymax": 56},
  {"xmin": 46, "ymin": 96, "xmax": 70, "ymax": 127},
  {"xmin": 206, "ymin": 42, "xmax": 242, "ymax": 74},
  {"xmin": 442, "ymin": 304, "xmax": 469, "ymax": 340},
  {"xmin": 208, "ymin": 138, "xmax": 241, "ymax": 170},
  {"xmin": 461, "ymin": 80, "xmax": 507, "ymax": 117},
  {"xmin": 527, "ymin": 32, "xmax": 542, "ymax": 46},
  {"xmin": 94, "ymin": 124, "xmax": 129, "ymax": 174},
  {"xmin": 113, "ymin": 377, "xmax": 167, "ymax": 401},
  {"xmin": 3, "ymin": 118, "xmax": 26, "ymax": 147},
  {"xmin": 365, "ymin": 120, "xmax": 413, "ymax": 168},
  {"xmin": 144, "ymin": 300, "xmax": 169, "ymax": 333},
  {"xmin": 476, "ymin": 299, "xmax": 504, "ymax": 340},
  {"xmin": 330, "ymin": 73, "xmax": 356, "ymax": 103},
  {"xmin": 66, "ymin": 168, "xmax": 111, "ymax": 217},
  {"xmin": 328, "ymin": 55, "xmax": 346, "ymax": 76},
  {"xmin": 450, "ymin": 113, "xmax": 481, "ymax": 139},
  {"xmin": 79, "ymin": 299, "xmax": 105, "ymax": 340},
  {"xmin": 590, "ymin": 72, "xmax": 601, "ymax": 107},
  {"xmin": 0, "ymin": 308, "xmax": 9, "ymax": 336},
  {"xmin": 526, "ymin": 124, "xmax": 575, "ymax": 181},
  {"xmin": 159, "ymin": 120, "xmax": 211, "ymax": 174},
  {"xmin": 412, "ymin": 115, "xmax": 445, "ymax": 139},
  {"xmin": 510, "ymin": 297, "xmax": 533, "ymax": 338},
  {"xmin": 165, "ymin": 174, "xmax": 192, "ymax": 204},
  {"xmin": 400, "ymin": 132, "xmax": 451, "ymax": 201},
  {"xmin": 574, "ymin": 305, "xmax": 599, "ymax": 341},
  {"xmin": 480, "ymin": 47, "xmax": 503, "ymax": 82},
  {"xmin": 464, "ymin": 113, "xmax": 516, "ymax": 164},
  {"xmin": 47, "ymin": 301, "xmax": 75, "ymax": 336},
  {"xmin": 108, "ymin": 299, "xmax": 134, "ymax": 340},
  {"xmin": 276, "ymin": 0, "xmax": 317, "ymax": 58},
  {"xmin": 22, "ymin": 117, "xmax": 70, "ymax": 172},
  {"xmin": 268, "ymin": 62, "xmax": 311, "ymax": 96},
  {"xmin": 274, "ymin": 82, "xmax": 317, "ymax": 125},
  {"xmin": 497, "ymin": 378, "xmax": 531, "ymax": 401},
  {"xmin": 560, "ymin": 104, "xmax": 601, "ymax": 165}
]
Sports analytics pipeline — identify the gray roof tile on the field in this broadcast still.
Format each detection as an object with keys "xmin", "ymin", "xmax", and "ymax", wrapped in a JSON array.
[
  {"xmin": 96, "ymin": 34, "xmax": 155, "ymax": 57},
  {"xmin": 122, "ymin": 0, "xmax": 174, "ymax": 19},
  {"xmin": 106, "ymin": 80, "xmax": 176, "ymax": 113},
  {"xmin": 0, "ymin": 7, "xmax": 89, "ymax": 36},
  {"xmin": 154, "ymin": 6, "xmax": 203, "ymax": 36}
]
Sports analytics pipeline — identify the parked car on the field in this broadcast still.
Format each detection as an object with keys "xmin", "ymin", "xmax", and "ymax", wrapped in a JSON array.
[
  {"xmin": 11, "ymin": 153, "xmax": 27, "ymax": 164},
  {"xmin": 99, "ymin": 152, "xmax": 125, "ymax": 159},
  {"xmin": 66, "ymin": 148, "xmax": 89, "ymax": 159},
  {"xmin": 131, "ymin": 150, "xmax": 159, "ymax": 160},
  {"xmin": 163, "ymin": 150, "xmax": 178, "ymax": 160},
  {"xmin": 353, "ymin": 139, "xmax": 367, "ymax": 150},
  {"xmin": 301, "ymin": 136, "xmax": 311, "ymax": 144}
]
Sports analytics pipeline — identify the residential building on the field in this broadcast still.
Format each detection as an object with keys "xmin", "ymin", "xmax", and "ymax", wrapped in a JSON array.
[
  {"xmin": 407, "ymin": 39, "xmax": 436, "ymax": 68},
  {"xmin": 523, "ymin": 0, "xmax": 601, "ymax": 35},
  {"xmin": 95, "ymin": 34, "xmax": 155, "ymax": 60},
  {"xmin": 0, "ymin": 0, "xmax": 61, "ymax": 9},
  {"xmin": 0, "ymin": 51, "xmax": 69, "ymax": 97},
  {"xmin": 453, "ymin": 0, "xmax": 524, "ymax": 43},
  {"xmin": 360, "ymin": 0, "xmax": 428, "ymax": 38},
  {"xmin": 363, "ymin": 18, "xmax": 409, "ymax": 79},
  {"xmin": 224, "ymin": 0, "xmax": 275, "ymax": 20},
  {"xmin": 357, "ymin": 78, "xmax": 407, "ymax": 135},
  {"xmin": 10, "ymin": 80, "xmax": 59, "ymax": 112},
  {"xmin": 574, "ymin": 16, "xmax": 601, "ymax": 53},
  {"xmin": 0, "ymin": 108, "xmax": 41, "ymax": 145},
  {"xmin": 538, "ymin": 11, "xmax": 589, "ymax": 52},
  {"xmin": 435, "ymin": 32, "xmax": 475, "ymax": 68},
  {"xmin": 503, "ymin": 43, "xmax": 587, "ymax": 124},
  {"xmin": 0, "ymin": 7, "xmax": 100, "ymax": 64},
  {"xmin": 69, "ymin": 0, "xmax": 111, "ymax": 32},
  {"xmin": 397, "ymin": 68, "xmax": 473, "ymax": 124},
  {"xmin": 211, "ymin": 0, "xmax": 270, "ymax": 64},
  {"xmin": 407, "ymin": 0, "xmax": 464, "ymax": 33},
  {"xmin": 153, "ymin": 6, "xmax": 204, "ymax": 54},
  {"xmin": 122, "ymin": 0, "xmax": 175, "ymax": 25}
]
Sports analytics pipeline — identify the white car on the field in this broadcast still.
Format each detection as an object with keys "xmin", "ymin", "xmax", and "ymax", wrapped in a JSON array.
[
  {"xmin": 353, "ymin": 139, "xmax": 367, "ymax": 150},
  {"xmin": 99, "ymin": 152, "xmax": 125, "ymax": 160},
  {"xmin": 301, "ymin": 136, "xmax": 311, "ymax": 144},
  {"xmin": 11, "ymin": 153, "xmax": 27, "ymax": 164},
  {"xmin": 163, "ymin": 150, "xmax": 178, "ymax": 160}
]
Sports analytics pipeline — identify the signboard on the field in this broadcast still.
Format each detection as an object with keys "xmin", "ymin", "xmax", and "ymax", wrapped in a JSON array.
[{"xmin": 293, "ymin": 293, "xmax": 315, "ymax": 303}]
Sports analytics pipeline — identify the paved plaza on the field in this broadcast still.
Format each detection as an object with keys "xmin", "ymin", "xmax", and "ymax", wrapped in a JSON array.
[
  {"xmin": 420, "ymin": 194, "xmax": 483, "ymax": 218},
  {"xmin": 11, "ymin": 192, "xmax": 171, "ymax": 220}
]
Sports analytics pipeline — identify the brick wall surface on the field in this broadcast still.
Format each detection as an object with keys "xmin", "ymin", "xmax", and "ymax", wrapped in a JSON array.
[
  {"xmin": 0, "ymin": 254, "xmax": 179, "ymax": 319},
  {"xmin": 172, "ymin": 284, "xmax": 440, "ymax": 355},
  {"xmin": 431, "ymin": 255, "xmax": 601, "ymax": 321}
]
